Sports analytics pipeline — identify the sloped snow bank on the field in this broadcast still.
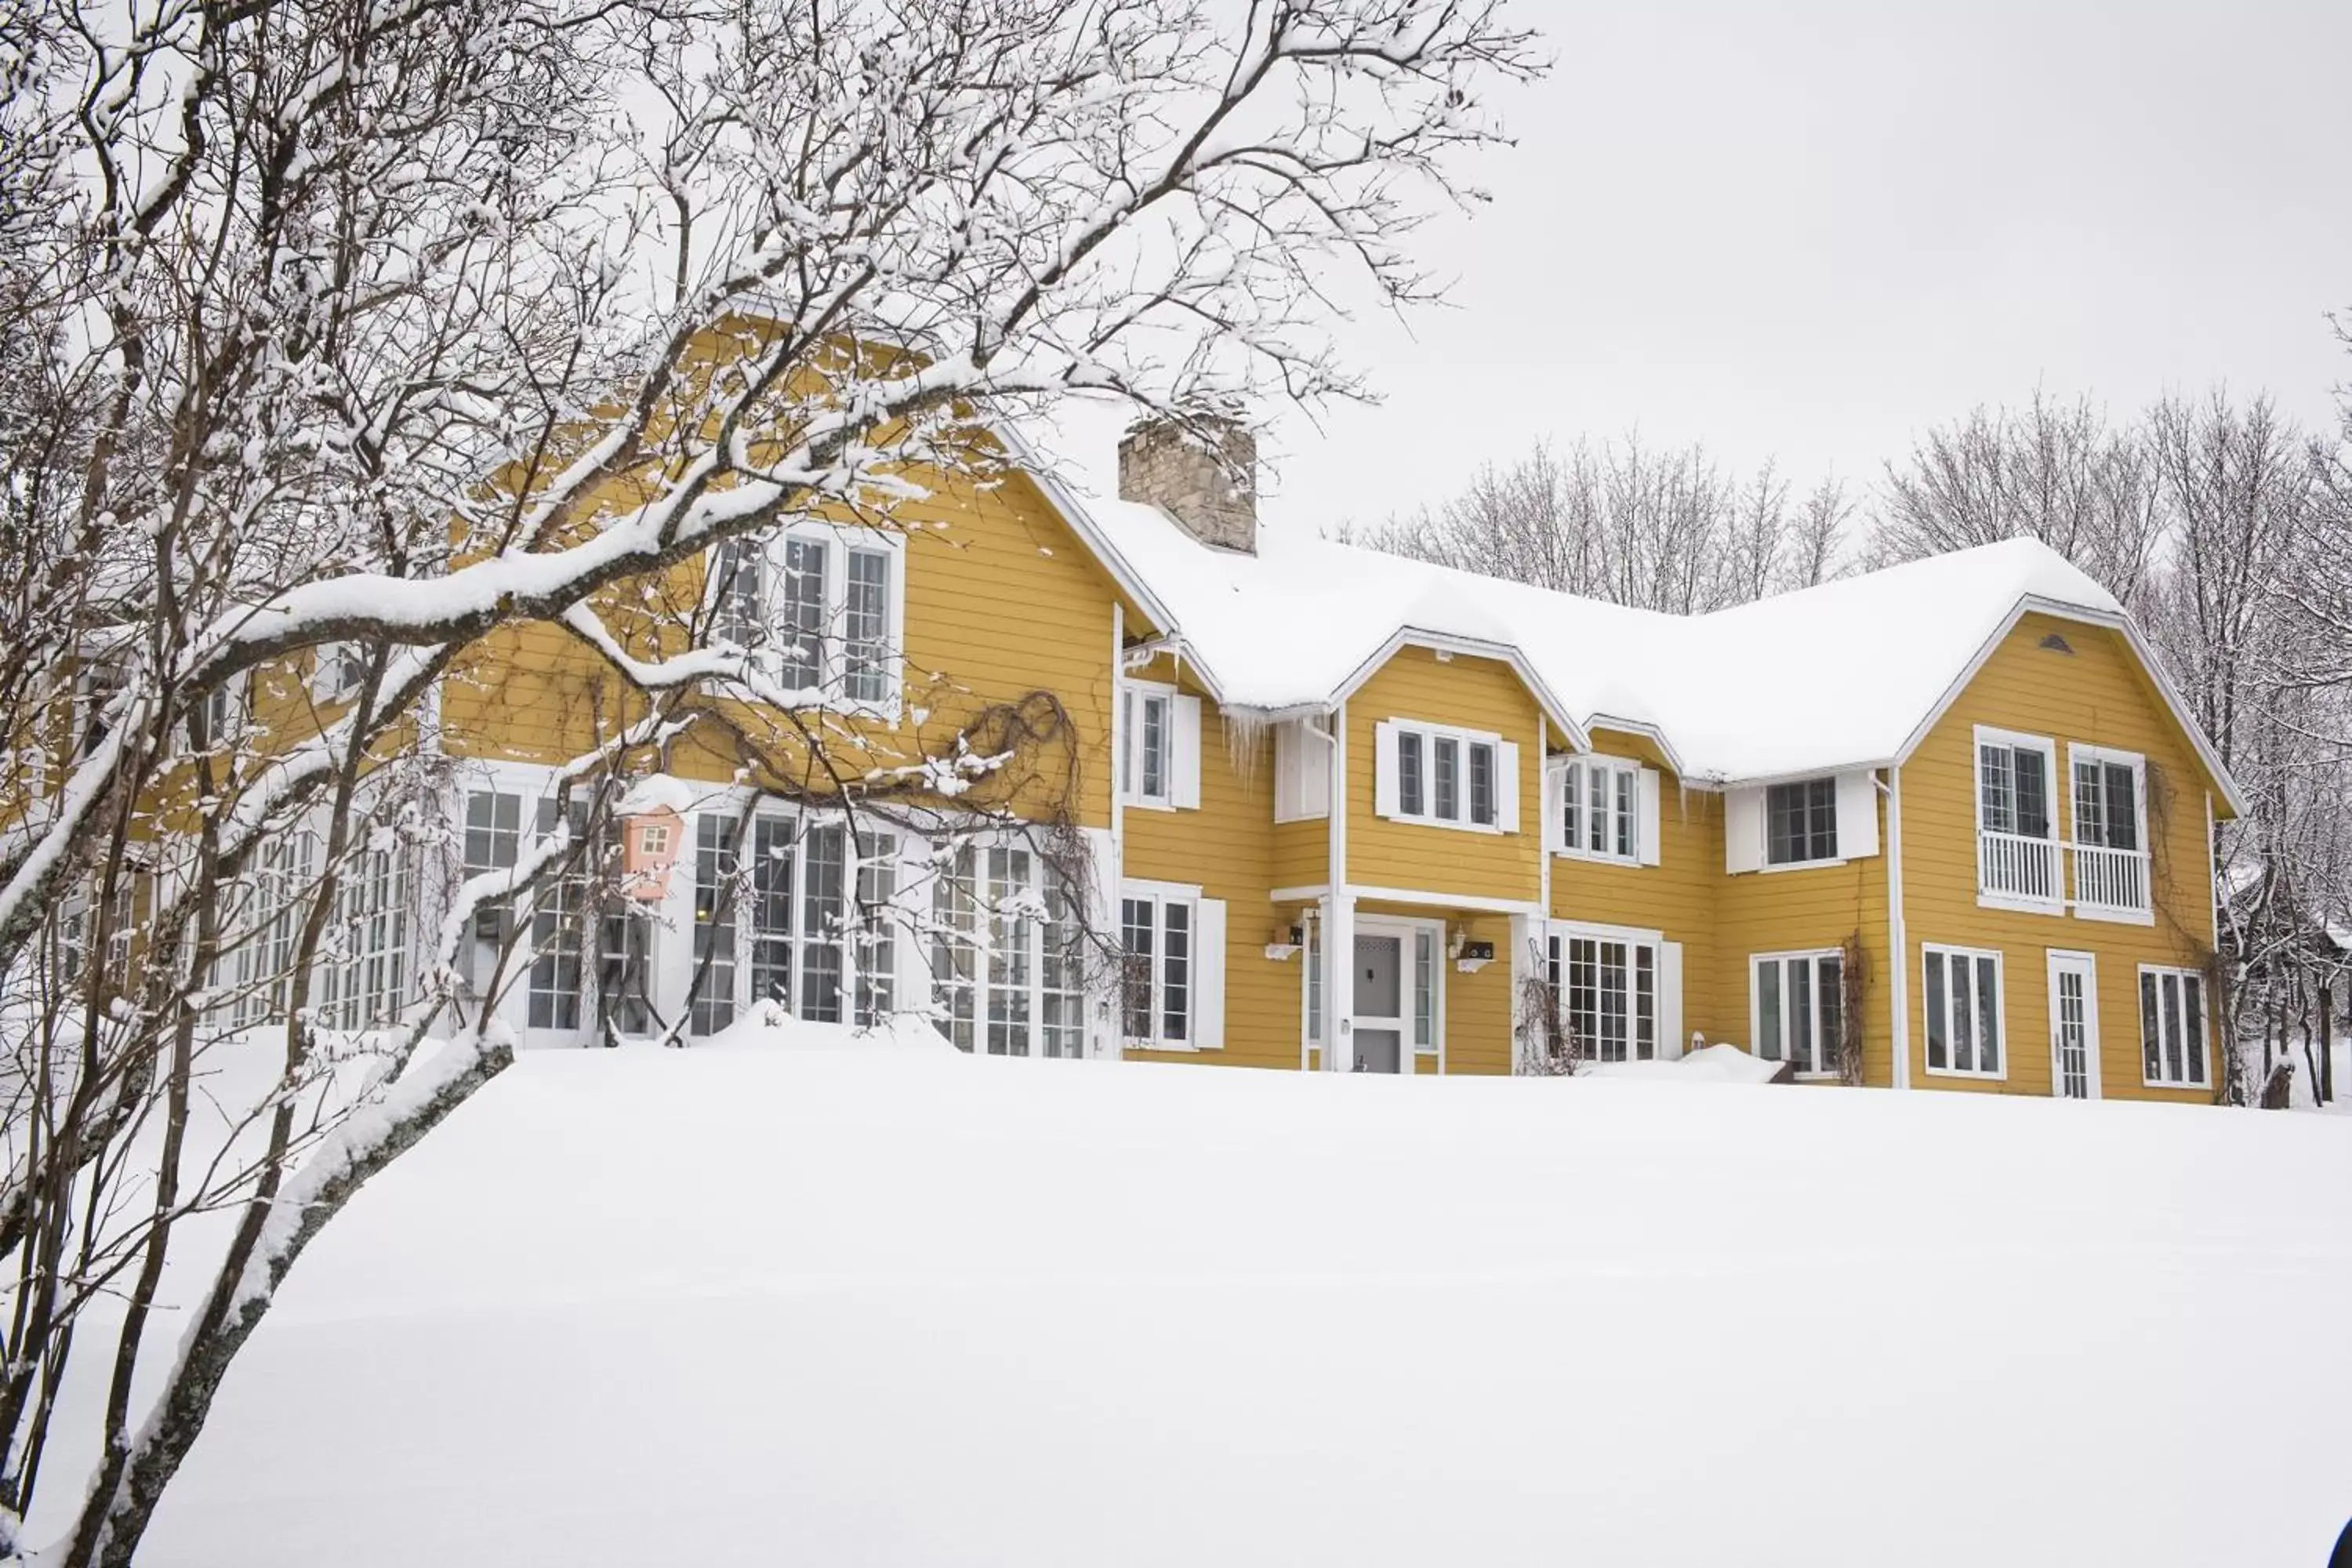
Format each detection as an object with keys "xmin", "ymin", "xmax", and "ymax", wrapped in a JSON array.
[{"xmin": 140, "ymin": 1040, "xmax": 2352, "ymax": 1568}]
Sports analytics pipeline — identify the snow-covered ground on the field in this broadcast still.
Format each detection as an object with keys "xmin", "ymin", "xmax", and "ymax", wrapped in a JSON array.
[{"xmin": 140, "ymin": 1033, "xmax": 2352, "ymax": 1567}]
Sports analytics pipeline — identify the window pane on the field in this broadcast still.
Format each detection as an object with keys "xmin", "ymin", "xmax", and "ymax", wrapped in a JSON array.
[
  {"xmin": 1305, "ymin": 916, "xmax": 1323, "ymax": 1044},
  {"xmin": 1973, "ymin": 955, "xmax": 2000, "ymax": 1073},
  {"xmin": 1142, "ymin": 696, "xmax": 1166, "ymax": 800},
  {"xmin": 1414, "ymin": 931, "xmax": 1436, "ymax": 1049},
  {"xmin": 1399, "ymin": 732, "xmax": 1424, "ymax": 817},
  {"xmin": 800, "ymin": 825, "xmax": 845, "ymax": 1022},
  {"xmin": 1469, "ymin": 743, "xmax": 1494, "ymax": 826},
  {"xmin": 2013, "ymin": 749, "xmax": 2049, "ymax": 839},
  {"xmin": 1163, "ymin": 902, "xmax": 1189, "ymax": 1042},
  {"xmin": 1790, "ymin": 956, "xmax": 1813, "ymax": 1073},
  {"xmin": 1767, "ymin": 783, "xmax": 1797, "ymax": 865},
  {"xmin": 1980, "ymin": 745, "xmax": 2013, "ymax": 836},
  {"xmin": 2073, "ymin": 760, "xmax": 2104, "ymax": 848},
  {"xmin": 1951, "ymin": 954, "xmax": 1975, "ymax": 1071},
  {"xmin": 1569, "ymin": 938, "xmax": 1599, "ymax": 1056},
  {"xmin": 1806, "ymin": 777, "xmax": 1838, "ymax": 860},
  {"xmin": 1122, "ymin": 898, "xmax": 1154, "ymax": 1040},
  {"xmin": 778, "ymin": 538, "xmax": 828, "ymax": 688},
  {"xmin": 1757, "ymin": 960, "xmax": 1783, "ymax": 1062},
  {"xmin": 1925, "ymin": 951, "xmax": 1947, "ymax": 1070},
  {"xmin": 853, "ymin": 833, "xmax": 895, "ymax": 1025},
  {"xmin": 1435, "ymin": 739, "xmax": 1459, "ymax": 821},
  {"xmin": 751, "ymin": 817, "xmax": 796, "ymax": 1010},
  {"xmin": 1588, "ymin": 764, "xmax": 1607, "ymax": 852},
  {"xmin": 1614, "ymin": 767, "xmax": 1636, "ymax": 858},
  {"xmin": 2161, "ymin": 972, "xmax": 2182, "ymax": 1082},
  {"xmin": 2182, "ymin": 976, "xmax": 2204, "ymax": 1084},
  {"xmin": 2140, "ymin": 971, "xmax": 2161, "ymax": 1081},
  {"xmin": 1561, "ymin": 763, "xmax": 1581, "ymax": 848},
  {"xmin": 1820, "ymin": 955, "xmax": 1843, "ymax": 1075},
  {"xmin": 1599, "ymin": 941, "xmax": 1628, "ymax": 1062},
  {"xmin": 842, "ymin": 548, "xmax": 891, "ymax": 703},
  {"xmin": 2105, "ymin": 764, "xmax": 2138, "ymax": 852},
  {"xmin": 690, "ymin": 815, "xmax": 739, "ymax": 1036},
  {"xmin": 1635, "ymin": 944, "xmax": 1655, "ymax": 1060}
]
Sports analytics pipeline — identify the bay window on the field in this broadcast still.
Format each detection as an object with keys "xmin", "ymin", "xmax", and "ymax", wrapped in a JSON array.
[
  {"xmin": 1562, "ymin": 756, "xmax": 1642, "ymax": 862},
  {"xmin": 690, "ymin": 813, "xmax": 898, "ymax": 1035}
]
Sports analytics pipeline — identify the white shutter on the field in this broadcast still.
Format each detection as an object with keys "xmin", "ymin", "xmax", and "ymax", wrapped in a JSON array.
[
  {"xmin": 1541, "ymin": 759, "xmax": 1563, "ymax": 851},
  {"xmin": 1725, "ymin": 785, "xmax": 1764, "ymax": 874},
  {"xmin": 1497, "ymin": 741, "xmax": 1521, "ymax": 833},
  {"xmin": 1374, "ymin": 720, "xmax": 1402, "ymax": 818},
  {"xmin": 1300, "ymin": 720, "xmax": 1330, "ymax": 819},
  {"xmin": 1659, "ymin": 939, "xmax": 1685, "ymax": 1060},
  {"xmin": 1193, "ymin": 896, "xmax": 1227, "ymax": 1048},
  {"xmin": 1835, "ymin": 770, "xmax": 1879, "ymax": 860},
  {"xmin": 1637, "ymin": 767, "xmax": 1663, "ymax": 867},
  {"xmin": 1171, "ymin": 694, "xmax": 1203, "ymax": 809}
]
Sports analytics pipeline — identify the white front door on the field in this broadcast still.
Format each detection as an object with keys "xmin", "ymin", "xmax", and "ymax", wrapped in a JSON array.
[
  {"xmin": 2047, "ymin": 950, "xmax": 2100, "ymax": 1099},
  {"xmin": 1351, "ymin": 925, "xmax": 1407, "ymax": 1073}
]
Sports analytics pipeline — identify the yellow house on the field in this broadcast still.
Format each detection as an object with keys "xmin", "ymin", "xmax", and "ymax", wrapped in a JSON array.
[{"xmin": 395, "ymin": 408, "xmax": 2240, "ymax": 1103}]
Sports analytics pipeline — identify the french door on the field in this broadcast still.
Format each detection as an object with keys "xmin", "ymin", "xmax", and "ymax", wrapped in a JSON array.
[{"xmin": 2047, "ymin": 950, "xmax": 2100, "ymax": 1099}]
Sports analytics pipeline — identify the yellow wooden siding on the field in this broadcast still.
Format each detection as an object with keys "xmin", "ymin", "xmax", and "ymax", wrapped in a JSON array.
[
  {"xmin": 1546, "ymin": 729, "xmax": 1724, "ymax": 1051},
  {"xmin": 1897, "ymin": 612, "xmax": 2221, "ymax": 1102},
  {"xmin": 1344, "ymin": 648, "xmax": 1542, "ymax": 906},
  {"xmin": 1123, "ymin": 677, "xmax": 1301, "ymax": 1071},
  {"xmin": 441, "ymin": 466, "xmax": 1123, "ymax": 832},
  {"xmin": 1711, "ymin": 815, "xmax": 1893, "ymax": 1081}
]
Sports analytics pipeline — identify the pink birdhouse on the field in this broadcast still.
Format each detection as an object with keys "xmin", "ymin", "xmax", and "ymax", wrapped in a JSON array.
[{"xmin": 622, "ymin": 806, "xmax": 684, "ymax": 901}]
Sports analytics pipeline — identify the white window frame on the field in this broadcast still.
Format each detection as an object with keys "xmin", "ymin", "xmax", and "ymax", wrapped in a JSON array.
[
  {"xmin": 1749, "ymin": 948, "xmax": 1846, "ymax": 1079},
  {"xmin": 2067, "ymin": 742, "xmax": 2154, "ymax": 925},
  {"xmin": 1973, "ymin": 724, "xmax": 2063, "ymax": 915},
  {"xmin": 1121, "ymin": 878, "xmax": 1200, "ymax": 1051},
  {"xmin": 688, "ymin": 807, "xmax": 899, "ymax": 1036},
  {"xmin": 2136, "ymin": 963, "xmax": 2212, "ymax": 1091},
  {"xmin": 1385, "ymin": 719, "xmax": 1509, "ymax": 833},
  {"xmin": 1763, "ymin": 775, "xmax": 1841, "ymax": 869},
  {"xmin": 1922, "ymin": 942, "xmax": 2006, "ymax": 1080},
  {"xmin": 702, "ymin": 521, "xmax": 906, "ymax": 719},
  {"xmin": 1548, "ymin": 922, "xmax": 1664, "ymax": 1065},
  {"xmin": 316, "ymin": 841, "xmax": 415, "ymax": 1033},
  {"xmin": 1122, "ymin": 680, "xmax": 1178, "ymax": 810},
  {"xmin": 929, "ymin": 838, "xmax": 1089, "ymax": 1058},
  {"xmin": 1559, "ymin": 755, "xmax": 1642, "ymax": 864}
]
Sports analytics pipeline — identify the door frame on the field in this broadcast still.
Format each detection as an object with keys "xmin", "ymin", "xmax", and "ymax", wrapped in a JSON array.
[
  {"xmin": 2045, "ymin": 949, "xmax": 2102, "ymax": 1100},
  {"xmin": 1352, "ymin": 913, "xmax": 1446, "ymax": 1073}
]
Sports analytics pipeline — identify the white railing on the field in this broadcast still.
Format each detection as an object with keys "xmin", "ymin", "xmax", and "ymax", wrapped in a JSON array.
[
  {"xmin": 1978, "ymin": 829, "xmax": 2062, "ymax": 906},
  {"xmin": 2071, "ymin": 842, "xmax": 2151, "ymax": 916}
]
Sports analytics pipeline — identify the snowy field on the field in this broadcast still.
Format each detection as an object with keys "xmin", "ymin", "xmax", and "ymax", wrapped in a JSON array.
[{"xmin": 140, "ymin": 1035, "xmax": 2352, "ymax": 1567}]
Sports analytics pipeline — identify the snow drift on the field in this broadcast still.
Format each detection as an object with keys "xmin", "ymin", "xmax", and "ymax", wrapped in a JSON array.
[{"xmin": 142, "ymin": 1036, "xmax": 2352, "ymax": 1566}]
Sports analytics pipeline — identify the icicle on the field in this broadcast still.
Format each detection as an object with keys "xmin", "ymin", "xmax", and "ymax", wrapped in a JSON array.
[{"xmin": 1223, "ymin": 706, "xmax": 1272, "ymax": 790}]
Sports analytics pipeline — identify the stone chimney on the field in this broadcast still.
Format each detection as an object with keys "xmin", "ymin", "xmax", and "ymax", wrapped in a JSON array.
[{"xmin": 1117, "ymin": 412, "xmax": 1257, "ymax": 554}]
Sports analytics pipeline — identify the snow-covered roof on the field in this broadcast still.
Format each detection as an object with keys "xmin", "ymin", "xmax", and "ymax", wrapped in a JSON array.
[{"xmin": 1058, "ymin": 481, "xmax": 2203, "ymax": 788}]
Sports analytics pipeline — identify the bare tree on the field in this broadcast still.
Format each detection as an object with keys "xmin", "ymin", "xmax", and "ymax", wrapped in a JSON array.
[
  {"xmin": 0, "ymin": 0, "xmax": 1544, "ymax": 1559},
  {"xmin": 1872, "ymin": 390, "xmax": 2164, "ymax": 608}
]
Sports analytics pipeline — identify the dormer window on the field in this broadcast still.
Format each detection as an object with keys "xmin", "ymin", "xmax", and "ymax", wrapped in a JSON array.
[{"xmin": 1376, "ymin": 720, "xmax": 1518, "ymax": 833}]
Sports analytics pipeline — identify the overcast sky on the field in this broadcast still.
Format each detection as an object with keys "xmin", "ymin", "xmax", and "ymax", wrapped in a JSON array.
[{"xmin": 1061, "ymin": 0, "xmax": 2352, "ymax": 537}]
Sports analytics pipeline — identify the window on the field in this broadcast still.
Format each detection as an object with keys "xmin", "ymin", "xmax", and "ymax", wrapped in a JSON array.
[
  {"xmin": 1378, "ymin": 720, "xmax": 1513, "ymax": 832},
  {"xmin": 313, "ymin": 642, "xmax": 369, "ymax": 704},
  {"xmin": 1547, "ymin": 932, "xmax": 1658, "ymax": 1062},
  {"xmin": 74, "ymin": 660, "xmax": 126, "ymax": 760},
  {"xmin": 457, "ymin": 789, "xmax": 521, "ymax": 996},
  {"xmin": 215, "ymin": 829, "xmax": 318, "ymax": 1029},
  {"xmin": 2139, "ymin": 966, "xmax": 2209, "ymax": 1089},
  {"xmin": 1923, "ymin": 944, "xmax": 2003, "ymax": 1077},
  {"xmin": 1976, "ymin": 728, "xmax": 2060, "ymax": 907},
  {"xmin": 1123, "ymin": 681, "xmax": 1174, "ymax": 807},
  {"xmin": 1561, "ymin": 757, "xmax": 1641, "ymax": 862},
  {"xmin": 318, "ymin": 845, "xmax": 411, "ymax": 1031},
  {"xmin": 931, "ymin": 843, "xmax": 1087, "ymax": 1058},
  {"xmin": 1751, "ymin": 949, "xmax": 1843, "ymax": 1076},
  {"xmin": 2072, "ymin": 752, "xmax": 2142, "ymax": 852},
  {"xmin": 527, "ymin": 797, "xmax": 591, "ymax": 1032},
  {"xmin": 1122, "ymin": 885, "xmax": 1195, "ymax": 1049},
  {"xmin": 692, "ymin": 812, "xmax": 898, "ymax": 1036},
  {"xmin": 1977, "ymin": 734, "xmax": 2053, "ymax": 840},
  {"xmin": 704, "ymin": 526, "xmax": 901, "ymax": 710},
  {"xmin": 1303, "ymin": 909, "xmax": 1323, "ymax": 1053},
  {"xmin": 1766, "ymin": 777, "xmax": 1838, "ymax": 866},
  {"xmin": 1414, "ymin": 929, "xmax": 1438, "ymax": 1061},
  {"xmin": 689, "ymin": 814, "xmax": 739, "ymax": 1036}
]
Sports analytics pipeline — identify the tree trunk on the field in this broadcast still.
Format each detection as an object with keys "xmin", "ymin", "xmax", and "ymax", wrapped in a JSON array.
[{"xmin": 56, "ymin": 1037, "xmax": 512, "ymax": 1568}]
